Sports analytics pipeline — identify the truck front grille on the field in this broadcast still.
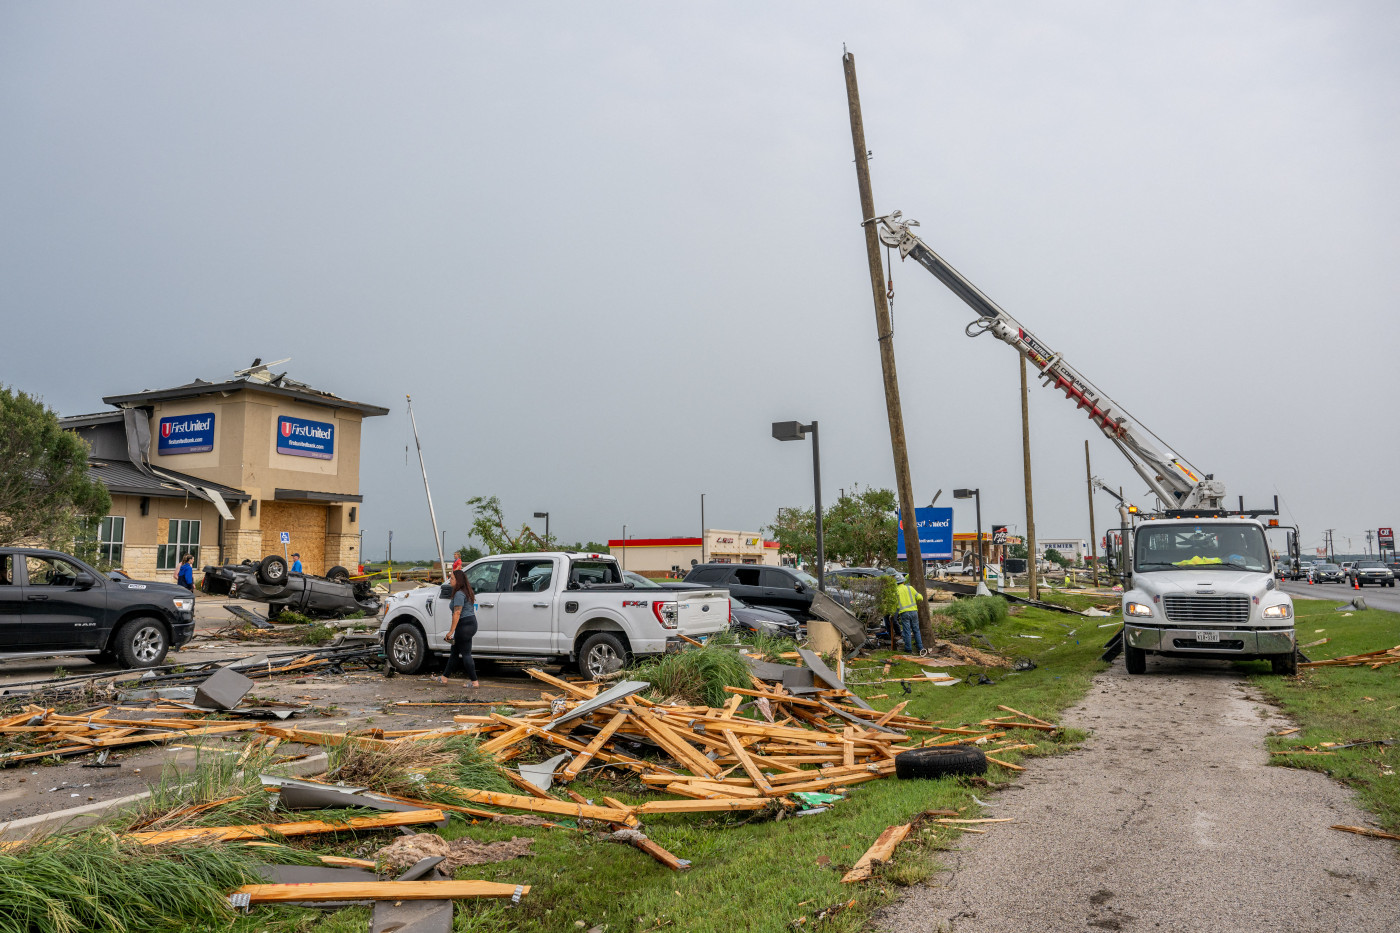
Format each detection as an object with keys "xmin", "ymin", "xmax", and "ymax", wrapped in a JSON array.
[{"xmin": 1162, "ymin": 595, "xmax": 1251, "ymax": 625}]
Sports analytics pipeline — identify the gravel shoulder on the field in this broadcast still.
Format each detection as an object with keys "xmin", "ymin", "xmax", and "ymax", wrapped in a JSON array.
[{"xmin": 877, "ymin": 657, "xmax": 1400, "ymax": 933}]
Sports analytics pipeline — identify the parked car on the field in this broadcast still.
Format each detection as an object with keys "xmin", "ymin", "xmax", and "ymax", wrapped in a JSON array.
[
  {"xmin": 622, "ymin": 570, "xmax": 708, "ymax": 592},
  {"xmin": 216, "ymin": 555, "xmax": 381, "ymax": 619},
  {"xmin": 683, "ymin": 563, "xmax": 816, "ymax": 615},
  {"xmin": 942, "ymin": 562, "xmax": 967, "ymax": 575},
  {"xmin": 1308, "ymin": 562, "xmax": 1345, "ymax": 584},
  {"xmin": 1349, "ymin": 560, "xmax": 1395, "ymax": 588},
  {"xmin": 0, "ymin": 547, "xmax": 195, "ymax": 668},
  {"xmin": 728, "ymin": 597, "xmax": 802, "ymax": 639},
  {"xmin": 378, "ymin": 552, "xmax": 729, "ymax": 678}
]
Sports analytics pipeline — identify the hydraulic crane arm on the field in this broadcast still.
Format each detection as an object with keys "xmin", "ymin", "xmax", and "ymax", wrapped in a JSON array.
[{"xmin": 874, "ymin": 211, "xmax": 1226, "ymax": 510}]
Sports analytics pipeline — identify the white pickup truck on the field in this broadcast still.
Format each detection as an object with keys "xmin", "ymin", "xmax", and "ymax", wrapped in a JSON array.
[{"xmin": 376, "ymin": 552, "xmax": 730, "ymax": 678}]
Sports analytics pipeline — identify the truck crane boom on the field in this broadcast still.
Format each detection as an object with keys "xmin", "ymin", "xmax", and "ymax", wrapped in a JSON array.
[{"xmin": 874, "ymin": 211, "xmax": 1226, "ymax": 510}]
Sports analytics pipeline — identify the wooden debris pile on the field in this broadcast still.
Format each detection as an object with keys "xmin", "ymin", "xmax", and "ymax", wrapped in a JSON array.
[
  {"xmin": 1300, "ymin": 645, "xmax": 1400, "ymax": 670},
  {"xmin": 0, "ymin": 704, "xmax": 263, "ymax": 766}
]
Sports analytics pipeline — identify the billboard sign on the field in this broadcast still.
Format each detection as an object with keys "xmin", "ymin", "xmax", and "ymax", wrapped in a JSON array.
[
  {"xmin": 276, "ymin": 415, "xmax": 335, "ymax": 460},
  {"xmin": 157, "ymin": 412, "xmax": 215, "ymax": 455},
  {"xmin": 897, "ymin": 507, "xmax": 954, "ymax": 561},
  {"xmin": 992, "ymin": 525, "xmax": 1009, "ymax": 545},
  {"xmin": 1380, "ymin": 527, "xmax": 1394, "ymax": 548}
]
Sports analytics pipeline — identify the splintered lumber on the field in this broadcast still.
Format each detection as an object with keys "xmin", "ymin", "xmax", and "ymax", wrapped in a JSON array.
[
  {"xmin": 636, "ymin": 797, "xmax": 776, "ymax": 814},
  {"xmin": 984, "ymin": 755, "xmax": 1026, "ymax": 772},
  {"xmin": 841, "ymin": 823, "xmax": 911, "ymax": 882},
  {"xmin": 233, "ymin": 880, "xmax": 528, "ymax": 902},
  {"xmin": 980, "ymin": 719, "xmax": 1058, "ymax": 733},
  {"xmin": 123, "ymin": 809, "xmax": 446, "ymax": 846},
  {"xmin": 722, "ymin": 729, "xmax": 775, "ymax": 794},
  {"xmin": 239, "ymin": 842, "xmax": 378, "ymax": 868},
  {"xmin": 434, "ymin": 786, "xmax": 634, "ymax": 823},
  {"xmin": 1330, "ymin": 824, "xmax": 1400, "ymax": 841},
  {"xmin": 257, "ymin": 725, "xmax": 393, "ymax": 751},
  {"xmin": 995, "ymin": 705, "xmax": 1055, "ymax": 727},
  {"xmin": 1300, "ymin": 645, "xmax": 1400, "ymax": 668},
  {"xmin": 560, "ymin": 710, "xmax": 628, "ymax": 781}
]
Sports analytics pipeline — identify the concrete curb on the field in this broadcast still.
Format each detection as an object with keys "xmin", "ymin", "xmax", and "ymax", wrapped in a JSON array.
[{"xmin": 0, "ymin": 751, "xmax": 330, "ymax": 842}]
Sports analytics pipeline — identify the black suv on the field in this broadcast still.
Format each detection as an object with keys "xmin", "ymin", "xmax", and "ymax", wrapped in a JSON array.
[
  {"xmin": 683, "ymin": 563, "xmax": 818, "ymax": 615},
  {"xmin": 0, "ymin": 548, "xmax": 196, "ymax": 668}
]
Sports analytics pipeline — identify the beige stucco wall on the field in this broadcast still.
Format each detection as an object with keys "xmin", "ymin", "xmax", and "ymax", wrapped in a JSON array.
[
  {"xmin": 615, "ymin": 544, "xmax": 702, "ymax": 575},
  {"xmin": 103, "ymin": 493, "xmax": 225, "ymax": 581}
]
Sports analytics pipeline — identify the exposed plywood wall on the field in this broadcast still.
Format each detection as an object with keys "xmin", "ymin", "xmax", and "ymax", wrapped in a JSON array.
[{"xmin": 259, "ymin": 500, "xmax": 328, "ymax": 574}]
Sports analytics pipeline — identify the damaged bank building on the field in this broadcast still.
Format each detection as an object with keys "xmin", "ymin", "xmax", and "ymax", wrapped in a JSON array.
[{"xmin": 61, "ymin": 364, "xmax": 387, "ymax": 580}]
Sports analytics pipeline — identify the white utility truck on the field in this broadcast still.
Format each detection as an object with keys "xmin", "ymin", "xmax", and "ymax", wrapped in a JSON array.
[
  {"xmin": 376, "ymin": 552, "xmax": 730, "ymax": 678},
  {"xmin": 873, "ymin": 209, "xmax": 1296, "ymax": 674}
]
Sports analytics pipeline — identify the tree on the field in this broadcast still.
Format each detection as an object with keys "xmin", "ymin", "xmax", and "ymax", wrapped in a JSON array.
[
  {"xmin": 0, "ymin": 387, "xmax": 110, "ymax": 546},
  {"xmin": 455, "ymin": 545, "xmax": 484, "ymax": 563},
  {"xmin": 1005, "ymin": 542, "xmax": 1028, "ymax": 560},
  {"xmin": 560, "ymin": 541, "xmax": 610, "ymax": 554},
  {"xmin": 768, "ymin": 485, "xmax": 901, "ymax": 569},
  {"xmin": 768, "ymin": 505, "xmax": 817, "ymax": 568},
  {"xmin": 1044, "ymin": 548, "xmax": 1067, "ymax": 567},
  {"xmin": 466, "ymin": 495, "xmax": 551, "ymax": 554}
]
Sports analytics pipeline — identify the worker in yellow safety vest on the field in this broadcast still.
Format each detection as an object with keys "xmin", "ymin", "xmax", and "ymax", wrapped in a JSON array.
[{"xmin": 894, "ymin": 580, "xmax": 925, "ymax": 653}]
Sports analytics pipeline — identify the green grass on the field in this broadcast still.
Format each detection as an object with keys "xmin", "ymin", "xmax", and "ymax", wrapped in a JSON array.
[
  {"xmin": 1249, "ymin": 597, "xmax": 1400, "ymax": 835},
  {"xmin": 627, "ymin": 642, "xmax": 753, "ymax": 707}
]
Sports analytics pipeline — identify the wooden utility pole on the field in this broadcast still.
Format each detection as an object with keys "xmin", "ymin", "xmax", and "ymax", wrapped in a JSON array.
[
  {"xmin": 1019, "ymin": 352, "xmax": 1039, "ymax": 600},
  {"xmin": 1085, "ymin": 440, "xmax": 1099, "ymax": 587},
  {"xmin": 842, "ymin": 51, "xmax": 931, "ymax": 640}
]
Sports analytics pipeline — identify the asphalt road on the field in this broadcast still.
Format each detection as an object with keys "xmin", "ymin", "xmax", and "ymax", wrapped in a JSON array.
[
  {"xmin": 1283, "ymin": 577, "xmax": 1400, "ymax": 613},
  {"xmin": 876, "ymin": 657, "xmax": 1400, "ymax": 933}
]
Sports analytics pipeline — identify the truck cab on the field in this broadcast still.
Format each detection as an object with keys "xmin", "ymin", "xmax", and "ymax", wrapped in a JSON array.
[{"xmin": 1121, "ymin": 517, "xmax": 1297, "ymax": 675}]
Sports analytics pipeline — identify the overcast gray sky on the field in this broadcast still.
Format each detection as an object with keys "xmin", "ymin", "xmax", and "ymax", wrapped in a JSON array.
[{"xmin": 3, "ymin": 2, "xmax": 1397, "ymax": 560}]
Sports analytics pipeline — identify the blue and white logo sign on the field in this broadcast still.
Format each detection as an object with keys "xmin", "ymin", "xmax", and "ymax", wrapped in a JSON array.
[
  {"xmin": 279, "ymin": 532, "xmax": 290, "ymax": 545},
  {"xmin": 897, "ymin": 507, "xmax": 954, "ymax": 560},
  {"xmin": 157, "ymin": 413, "xmax": 215, "ymax": 455},
  {"xmin": 276, "ymin": 416, "xmax": 335, "ymax": 460}
]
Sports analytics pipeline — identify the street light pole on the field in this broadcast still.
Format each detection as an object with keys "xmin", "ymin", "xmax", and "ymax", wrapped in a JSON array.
[
  {"xmin": 772, "ymin": 420, "xmax": 825, "ymax": 592},
  {"xmin": 700, "ymin": 494, "xmax": 706, "ymax": 564},
  {"xmin": 533, "ymin": 512, "xmax": 550, "ymax": 545},
  {"xmin": 954, "ymin": 488, "xmax": 984, "ymax": 592}
]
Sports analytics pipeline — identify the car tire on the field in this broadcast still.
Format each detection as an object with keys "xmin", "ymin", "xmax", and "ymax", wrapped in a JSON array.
[
  {"xmin": 257, "ymin": 555, "xmax": 289, "ymax": 586},
  {"xmin": 578, "ymin": 632, "xmax": 629, "ymax": 679},
  {"xmin": 894, "ymin": 746, "xmax": 987, "ymax": 779},
  {"xmin": 326, "ymin": 565, "xmax": 350, "ymax": 584},
  {"xmin": 1124, "ymin": 644, "xmax": 1147, "ymax": 675},
  {"xmin": 386, "ymin": 622, "xmax": 427, "ymax": 675},
  {"xmin": 114, "ymin": 618, "xmax": 169, "ymax": 669},
  {"xmin": 1271, "ymin": 651, "xmax": 1298, "ymax": 676}
]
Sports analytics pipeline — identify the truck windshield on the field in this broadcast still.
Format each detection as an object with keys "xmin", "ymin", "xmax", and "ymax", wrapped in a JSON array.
[{"xmin": 1134, "ymin": 523, "xmax": 1271, "ymax": 572}]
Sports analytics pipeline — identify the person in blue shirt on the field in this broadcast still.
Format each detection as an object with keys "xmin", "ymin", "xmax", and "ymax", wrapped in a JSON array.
[
  {"xmin": 291, "ymin": 553, "xmax": 303, "ymax": 574},
  {"xmin": 176, "ymin": 554, "xmax": 196, "ymax": 592}
]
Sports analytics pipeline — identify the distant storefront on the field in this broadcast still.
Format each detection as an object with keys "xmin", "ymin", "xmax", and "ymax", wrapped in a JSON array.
[
  {"xmin": 609, "ymin": 529, "xmax": 780, "ymax": 576},
  {"xmin": 62, "ymin": 364, "xmax": 387, "ymax": 580}
]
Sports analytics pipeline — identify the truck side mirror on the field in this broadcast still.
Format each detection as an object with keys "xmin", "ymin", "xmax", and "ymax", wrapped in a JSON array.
[
  {"xmin": 439, "ymin": 584, "xmax": 453, "ymax": 598},
  {"xmin": 74, "ymin": 571, "xmax": 96, "ymax": 589}
]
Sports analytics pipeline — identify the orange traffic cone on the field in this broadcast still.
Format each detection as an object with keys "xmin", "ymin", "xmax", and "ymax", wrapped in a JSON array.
[{"xmin": 1308, "ymin": 577, "xmax": 1313, "ymax": 585}]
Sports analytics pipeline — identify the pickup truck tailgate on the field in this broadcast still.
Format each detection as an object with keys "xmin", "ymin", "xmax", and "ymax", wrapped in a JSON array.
[{"xmin": 673, "ymin": 590, "xmax": 730, "ymax": 636}]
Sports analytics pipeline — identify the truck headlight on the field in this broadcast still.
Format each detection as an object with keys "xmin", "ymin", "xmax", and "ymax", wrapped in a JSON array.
[
  {"xmin": 1262, "ymin": 604, "xmax": 1292, "ymax": 620},
  {"xmin": 1125, "ymin": 601, "xmax": 1153, "ymax": 617},
  {"xmin": 172, "ymin": 597, "xmax": 194, "ymax": 612}
]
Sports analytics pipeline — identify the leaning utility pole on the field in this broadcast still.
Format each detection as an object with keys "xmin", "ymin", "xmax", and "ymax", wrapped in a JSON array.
[
  {"xmin": 1085, "ymin": 440, "xmax": 1099, "ymax": 588},
  {"xmin": 1020, "ymin": 352, "xmax": 1039, "ymax": 600},
  {"xmin": 842, "ymin": 51, "xmax": 931, "ymax": 639}
]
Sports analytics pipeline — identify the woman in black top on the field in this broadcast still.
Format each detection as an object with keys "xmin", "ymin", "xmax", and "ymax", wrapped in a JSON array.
[{"xmin": 439, "ymin": 569, "xmax": 479, "ymax": 687}]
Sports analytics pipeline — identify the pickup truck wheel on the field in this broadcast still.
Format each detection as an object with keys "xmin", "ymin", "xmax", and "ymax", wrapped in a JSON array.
[
  {"xmin": 326, "ymin": 565, "xmax": 350, "ymax": 584},
  {"xmin": 258, "ymin": 555, "xmax": 289, "ymax": 586},
  {"xmin": 387, "ymin": 622, "xmax": 427, "ymax": 675},
  {"xmin": 1271, "ymin": 652, "xmax": 1298, "ymax": 676},
  {"xmin": 579, "ymin": 632, "xmax": 629, "ymax": 679},
  {"xmin": 1124, "ymin": 644, "xmax": 1147, "ymax": 675},
  {"xmin": 115, "ymin": 618, "xmax": 169, "ymax": 669}
]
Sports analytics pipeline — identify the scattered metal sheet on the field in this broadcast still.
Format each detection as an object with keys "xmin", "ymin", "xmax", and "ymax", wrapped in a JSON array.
[
  {"xmin": 195, "ymin": 667, "xmax": 254, "ymax": 710},
  {"xmin": 277, "ymin": 784, "xmax": 442, "ymax": 820},
  {"xmin": 516, "ymin": 752, "xmax": 572, "ymax": 792},
  {"xmin": 797, "ymin": 649, "xmax": 872, "ymax": 710},
  {"xmin": 781, "ymin": 666, "xmax": 816, "ymax": 690},
  {"xmin": 257, "ymin": 865, "xmax": 379, "ymax": 884},
  {"xmin": 371, "ymin": 899, "xmax": 453, "ymax": 933},
  {"xmin": 395, "ymin": 856, "xmax": 446, "ymax": 881},
  {"xmin": 545, "ymin": 680, "xmax": 650, "ymax": 730},
  {"xmin": 261, "ymin": 774, "xmax": 369, "ymax": 793},
  {"xmin": 223, "ymin": 604, "xmax": 274, "ymax": 629},
  {"xmin": 817, "ymin": 699, "xmax": 903, "ymax": 734},
  {"xmin": 743, "ymin": 656, "xmax": 795, "ymax": 683}
]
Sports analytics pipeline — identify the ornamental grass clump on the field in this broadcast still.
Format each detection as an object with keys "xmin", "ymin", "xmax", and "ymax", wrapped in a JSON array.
[
  {"xmin": 629, "ymin": 644, "xmax": 752, "ymax": 707},
  {"xmin": 330, "ymin": 734, "xmax": 513, "ymax": 802},
  {"xmin": 943, "ymin": 595, "xmax": 1010, "ymax": 631}
]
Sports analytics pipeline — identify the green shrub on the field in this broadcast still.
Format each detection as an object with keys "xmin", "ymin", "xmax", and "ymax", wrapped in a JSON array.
[
  {"xmin": 943, "ymin": 595, "xmax": 1010, "ymax": 631},
  {"xmin": 629, "ymin": 644, "xmax": 752, "ymax": 707}
]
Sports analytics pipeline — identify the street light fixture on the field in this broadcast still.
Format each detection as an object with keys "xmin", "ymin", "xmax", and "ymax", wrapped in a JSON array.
[
  {"xmin": 533, "ymin": 512, "xmax": 550, "ymax": 545},
  {"xmin": 953, "ymin": 488, "xmax": 984, "ymax": 586},
  {"xmin": 772, "ymin": 420, "xmax": 824, "ymax": 592}
]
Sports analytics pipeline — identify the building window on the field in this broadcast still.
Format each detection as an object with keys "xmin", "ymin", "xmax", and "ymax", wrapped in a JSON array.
[
  {"xmin": 97, "ymin": 517, "xmax": 124, "ymax": 565},
  {"xmin": 158, "ymin": 519, "xmax": 200, "ymax": 570}
]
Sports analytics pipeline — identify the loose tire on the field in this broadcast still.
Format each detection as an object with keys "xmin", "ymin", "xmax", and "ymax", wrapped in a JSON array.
[
  {"xmin": 326, "ymin": 565, "xmax": 350, "ymax": 584},
  {"xmin": 578, "ymin": 632, "xmax": 629, "ymax": 679},
  {"xmin": 387, "ymin": 622, "xmax": 427, "ymax": 675},
  {"xmin": 257, "ymin": 555, "xmax": 289, "ymax": 586},
  {"xmin": 1271, "ymin": 651, "xmax": 1298, "ymax": 676},
  {"xmin": 1124, "ymin": 644, "xmax": 1147, "ymax": 675},
  {"xmin": 895, "ymin": 746, "xmax": 988, "ymax": 779},
  {"xmin": 114, "ymin": 618, "xmax": 168, "ymax": 669}
]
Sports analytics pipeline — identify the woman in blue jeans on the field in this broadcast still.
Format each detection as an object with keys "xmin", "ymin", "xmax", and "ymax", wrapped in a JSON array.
[{"xmin": 439, "ymin": 569, "xmax": 479, "ymax": 687}]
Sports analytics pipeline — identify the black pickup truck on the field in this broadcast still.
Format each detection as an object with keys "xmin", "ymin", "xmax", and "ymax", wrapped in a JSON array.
[{"xmin": 0, "ymin": 547, "xmax": 195, "ymax": 668}]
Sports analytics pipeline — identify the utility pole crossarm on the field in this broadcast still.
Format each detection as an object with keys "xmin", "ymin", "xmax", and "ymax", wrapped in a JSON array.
[{"xmin": 872, "ymin": 212, "xmax": 1223, "ymax": 511}]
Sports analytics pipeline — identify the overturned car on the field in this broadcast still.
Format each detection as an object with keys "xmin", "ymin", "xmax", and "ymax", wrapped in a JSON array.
[{"xmin": 202, "ymin": 555, "xmax": 381, "ymax": 619}]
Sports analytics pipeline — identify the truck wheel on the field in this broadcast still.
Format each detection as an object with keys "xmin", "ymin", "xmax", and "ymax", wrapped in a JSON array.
[
  {"xmin": 579, "ymin": 632, "xmax": 629, "ymax": 679},
  {"xmin": 115, "ymin": 618, "xmax": 169, "ymax": 669},
  {"xmin": 1271, "ymin": 651, "xmax": 1298, "ymax": 676},
  {"xmin": 257, "ymin": 555, "xmax": 288, "ymax": 586},
  {"xmin": 1124, "ymin": 644, "xmax": 1147, "ymax": 675},
  {"xmin": 387, "ymin": 622, "xmax": 427, "ymax": 675},
  {"xmin": 326, "ymin": 565, "xmax": 350, "ymax": 583},
  {"xmin": 895, "ymin": 746, "xmax": 987, "ymax": 779}
]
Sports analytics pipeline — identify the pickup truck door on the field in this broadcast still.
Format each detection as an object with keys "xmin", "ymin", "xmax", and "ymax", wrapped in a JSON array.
[
  {"xmin": 18, "ymin": 553, "xmax": 108, "ymax": 650},
  {"xmin": 462, "ymin": 559, "xmax": 508, "ymax": 650},
  {"xmin": 0, "ymin": 554, "xmax": 29, "ymax": 648},
  {"xmin": 495, "ymin": 558, "xmax": 558, "ymax": 655}
]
